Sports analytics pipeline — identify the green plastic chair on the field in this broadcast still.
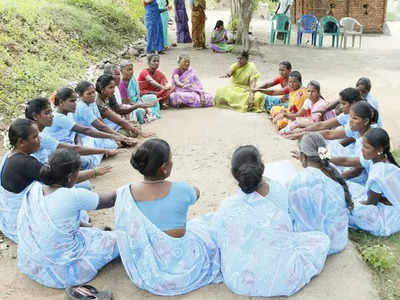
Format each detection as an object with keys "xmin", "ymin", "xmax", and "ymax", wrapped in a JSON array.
[
  {"xmin": 318, "ymin": 16, "xmax": 340, "ymax": 48},
  {"xmin": 270, "ymin": 14, "xmax": 291, "ymax": 45}
]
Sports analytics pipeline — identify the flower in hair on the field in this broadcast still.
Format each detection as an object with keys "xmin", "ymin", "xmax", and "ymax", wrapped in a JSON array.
[{"xmin": 318, "ymin": 147, "xmax": 331, "ymax": 160}]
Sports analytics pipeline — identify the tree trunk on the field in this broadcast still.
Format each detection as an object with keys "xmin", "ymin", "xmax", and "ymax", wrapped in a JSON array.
[{"xmin": 231, "ymin": 0, "xmax": 256, "ymax": 50}]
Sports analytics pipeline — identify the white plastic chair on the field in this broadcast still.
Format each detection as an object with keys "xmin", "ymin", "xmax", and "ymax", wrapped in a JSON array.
[{"xmin": 340, "ymin": 17, "xmax": 363, "ymax": 49}]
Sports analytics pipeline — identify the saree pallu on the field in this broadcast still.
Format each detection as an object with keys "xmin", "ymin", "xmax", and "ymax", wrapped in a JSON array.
[
  {"xmin": 144, "ymin": 1, "xmax": 164, "ymax": 53},
  {"xmin": 138, "ymin": 68, "xmax": 172, "ymax": 104},
  {"xmin": 288, "ymin": 167, "xmax": 349, "ymax": 255},
  {"xmin": 17, "ymin": 182, "xmax": 119, "ymax": 288},
  {"xmin": 174, "ymin": 0, "xmax": 192, "ymax": 43},
  {"xmin": 157, "ymin": 0, "xmax": 169, "ymax": 47},
  {"xmin": 0, "ymin": 153, "xmax": 30, "ymax": 243},
  {"xmin": 128, "ymin": 76, "xmax": 160, "ymax": 124},
  {"xmin": 210, "ymin": 29, "xmax": 233, "ymax": 53},
  {"xmin": 349, "ymin": 163, "xmax": 400, "ymax": 236},
  {"xmin": 114, "ymin": 184, "xmax": 222, "ymax": 296},
  {"xmin": 201, "ymin": 181, "xmax": 329, "ymax": 297},
  {"xmin": 191, "ymin": 0, "xmax": 206, "ymax": 48},
  {"xmin": 170, "ymin": 68, "xmax": 214, "ymax": 107},
  {"xmin": 215, "ymin": 62, "xmax": 265, "ymax": 112}
]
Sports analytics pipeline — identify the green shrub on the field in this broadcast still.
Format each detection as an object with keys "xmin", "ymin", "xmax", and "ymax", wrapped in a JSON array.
[{"xmin": 361, "ymin": 245, "xmax": 397, "ymax": 272}]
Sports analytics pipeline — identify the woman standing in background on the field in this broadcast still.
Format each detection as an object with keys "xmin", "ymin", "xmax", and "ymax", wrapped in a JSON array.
[
  {"xmin": 191, "ymin": 0, "xmax": 207, "ymax": 49},
  {"xmin": 174, "ymin": 0, "xmax": 192, "ymax": 43},
  {"xmin": 157, "ymin": 0, "xmax": 170, "ymax": 49}
]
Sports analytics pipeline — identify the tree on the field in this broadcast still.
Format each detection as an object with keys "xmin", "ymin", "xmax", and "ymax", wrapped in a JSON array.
[{"xmin": 230, "ymin": 0, "xmax": 258, "ymax": 51}]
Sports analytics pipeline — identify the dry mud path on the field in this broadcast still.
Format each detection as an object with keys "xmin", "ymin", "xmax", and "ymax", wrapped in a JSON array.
[{"xmin": 1, "ymin": 8, "xmax": 399, "ymax": 300}]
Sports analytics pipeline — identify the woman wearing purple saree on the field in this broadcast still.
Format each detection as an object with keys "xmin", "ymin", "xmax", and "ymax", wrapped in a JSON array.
[
  {"xmin": 170, "ymin": 54, "xmax": 214, "ymax": 108},
  {"xmin": 174, "ymin": 0, "xmax": 192, "ymax": 43}
]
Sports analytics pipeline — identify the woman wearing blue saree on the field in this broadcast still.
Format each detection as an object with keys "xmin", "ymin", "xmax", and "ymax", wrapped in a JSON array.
[
  {"xmin": 289, "ymin": 133, "xmax": 353, "ymax": 255},
  {"xmin": 115, "ymin": 139, "xmax": 222, "ymax": 295},
  {"xmin": 206, "ymin": 145, "xmax": 329, "ymax": 297},
  {"xmin": 157, "ymin": 0, "xmax": 170, "ymax": 49},
  {"xmin": 144, "ymin": 0, "xmax": 165, "ymax": 53},
  {"xmin": 17, "ymin": 149, "xmax": 119, "ymax": 288}
]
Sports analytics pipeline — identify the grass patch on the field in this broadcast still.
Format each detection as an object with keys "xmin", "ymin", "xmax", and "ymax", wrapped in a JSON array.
[
  {"xmin": 0, "ymin": 0, "xmax": 144, "ymax": 121},
  {"xmin": 386, "ymin": 11, "xmax": 400, "ymax": 22}
]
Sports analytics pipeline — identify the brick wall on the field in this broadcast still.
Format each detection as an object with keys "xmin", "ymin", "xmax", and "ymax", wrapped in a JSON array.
[{"xmin": 292, "ymin": 0, "xmax": 387, "ymax": 33}]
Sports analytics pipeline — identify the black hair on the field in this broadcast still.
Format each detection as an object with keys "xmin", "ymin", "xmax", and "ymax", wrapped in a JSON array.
[
  {"xmin": 240, "ymin": 50, "xmax": 249, "ymax": 60},
  {"xmin": 365, "ymin": 128, "xmax": 399, "ymax": 168},
  {"xmin": 350, "ymin": 101, "xmax": 378, "ymax": 127},
  {"xmin": 279, "ymin": 61, "xmax": 292, "ymax": 71},
  {"xmin": 339, "ymin": 87, "xmax": 362, "ymax": 104},
  {"xmin": 130, "ymin": 138, "xmax": 171, "ymax": 177},
  {"xmin": 147, "ymin": 53, "xmax": 160, "ymax": 65},
  {"xmin": 299, "ymin": 133, "xmax": 353, "ymax": 211},
  {"xmin": 75, "ymin": 81, "xmax": 94, "ymax": 96},
  {"xmin": 214, "ymin": 20, "xmax": 224, "ymax": 30},
  {"xmin": 95, "ymin": 75, "xmax": 114, "ymax": 94},
  {"xmin": 53, "ymin": 87, "xmax": 75, "ymax": 106},
  {"xmin": 25, "ymin": 97, "xmax": 51, "ymax": 120},
  {"xmin": 356, "ymin": 77, "xmax": 371, "ymax": 92},
  {"xmin": 289, "ymin": 71, "xmax": 302, "ymax": 84},
  {"xmin": 8, "ymin": 118, "xmax": 35, "ymax": 148},
  {"xmin": 231, "ymin": 145, "xmax": 264, "ymax": 194},
  {"xmin": 41, "ymin": 149, "xmax": 82, "ymax": 186}
]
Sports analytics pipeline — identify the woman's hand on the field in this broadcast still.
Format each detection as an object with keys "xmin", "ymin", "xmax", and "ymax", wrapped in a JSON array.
[
  {"xmin": 140, "ymin": 100, "xmax": 159, "ymax": 108},
  {"xmin": 141, "ymin": 131, "xmax": 155, "ymax": 138},
  {"xmin": 219, "ymin": 73, "xmax": 231, "ymax": 79},
  {"xmin": 290, "ymin": 150, "xmax": 300, "ymax": 160},
  {"xmin": 94, "ymin": 165, "xmax": 112, "ymax": 177},
  {"xmin": 105, "ymin": 149, "xmax": 119, "ymax": 158}
]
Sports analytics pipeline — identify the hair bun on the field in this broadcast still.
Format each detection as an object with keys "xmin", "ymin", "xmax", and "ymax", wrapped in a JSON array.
[
  {"xmin": 131, "ymin": 147, "xmax": 150, "ymax": 174},
  {"xmin": 237, "ymin": 163, "xmax": 263, "ymax": 194}
]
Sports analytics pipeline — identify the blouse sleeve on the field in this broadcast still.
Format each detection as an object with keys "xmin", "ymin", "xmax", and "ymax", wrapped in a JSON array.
[
  {"xmin": 248, "ymin": 63, "xmax": 260, "ymax": 82},
  {"xmin": 71, "ymin": 188, "xmax": 100, "ymax": 211}
]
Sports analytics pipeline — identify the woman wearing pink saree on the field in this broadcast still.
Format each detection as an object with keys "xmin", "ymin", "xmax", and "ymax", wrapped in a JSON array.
[{"xmin": 169, "ymin": 54, "xmax": 214, "ymax": 108}]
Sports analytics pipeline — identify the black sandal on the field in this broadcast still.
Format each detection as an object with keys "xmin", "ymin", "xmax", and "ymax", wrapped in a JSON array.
[{"xmin": 65, "ymin": 285, "xmax": 112, "ymax": 300}]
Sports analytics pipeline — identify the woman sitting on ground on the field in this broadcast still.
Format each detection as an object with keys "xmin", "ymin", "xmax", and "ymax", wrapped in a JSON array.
[
  {"xmin": 45, "ymin": 87, "xmax": 129, "ymax": 168},
  {"xmin": 289, "ymin": 133, "xmax": 353, "ymax": 255},
  {"xmin": 210, "ymin": 20, "xmax": 233, "ymax": 53},
  {"xmin": 74, "ymin": 81, "xmax": 137, "ymax": 151},
  {"xmin": 204, "ymin": 145, "xmax": 329, "ymax": 296},
  {"xmin": 170, "ymin": 54, "xmax": 214, "ymax": 108},
  {"xmin": 0, "ymin": 119, "xmax": 109, "ymax": 243},
  {"xmin": 25, "ymin": 97, "xmax": 117, "ymax": 167},
  {"xmin": 138, "ymin": 54, "xmax": 173, "ymax": 109},
  {"xmin": 114, "ymin": 60, "xmax": 160, "ymax": 124},
  {"xmin": 114, "ymin": 138, "xmax": 222, "ymax": 295},
  {"xmin": 331, "ymin": 128, "xmax": 400, "ymax": 236},
  {"xmin": 215, "ymin": 51, "xmax": 265, "ymax": 112},
  {"xmin": 95, "ymin": 75, "xmax": 151, "ymax": 137},
  {"xmin": 253, "ymin": 61, "xmax": 292, "ymax": 111},
  {"xmin": 276, "ymin": 81, "xmax": 336, "ymax": 133},
  {"xmin": 17, "ymin": 149, "xmax": 119, "ymax": 288},
  {"xmin": 269, "ymin": 71, "xmax": 308, "ymax": 130}
]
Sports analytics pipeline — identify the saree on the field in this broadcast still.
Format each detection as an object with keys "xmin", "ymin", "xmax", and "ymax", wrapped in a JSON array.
[
  {"xmin": 210, "ymin": 29, "xmax": 233, "ymax": 53},
  {"xmin": 128, "ymin": 76, "xmax": 160, "ymax": 124},
  {"xmin": 191, "ymin": 0, "xmax": 206, "ymax": 48},
  {"xmin": 0, "ymin": 153, "xmax": 31, "ymax": 243},
  {"xmin": 288, "ymin": 167, "xmax": 349, "ymax": 255},
  {"xmin": 215, "ymin": 62, "xmax": 266, "ymax": 112},
  {"xmin": 349, "ymin": 162, "xmax": 400, "ymax": 236},
  {"xmin": 17, "ymin": 182, "xmax": 119, "ymax": 288},
  {"xmin": 202, "ymin": 180, "xmax": 329, "ymax": 297},
  {"xmin": 138, "ymin": 68, "xmax": 172, "ymax": 105},
  {"xmin": 174, "ymin": 0, "xmax": 192, "ymax": 43},
  {"xmin": 170, "ymin": 67, "xmax": 214, "ymax": 107},
  {"xmin": 157, "ymin": 0, "xmax": 169, "ymax": 48},
  {"xmin": 144, "ymin": 1, "xmax": 164, "ymax": 53},
  {"xmin": 114, "ymin": 184, "xmax": 222, "ymax": 296}
]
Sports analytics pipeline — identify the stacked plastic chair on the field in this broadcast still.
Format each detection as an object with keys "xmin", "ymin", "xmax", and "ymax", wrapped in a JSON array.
[
  {"xmin": 297, "ymin": 14, "xmax": 319, "ymax": 46},
  {"xmin": 270, "ymin": 14, "xmax": 292, "ymax": 45},
  {"xmin": 340, "ymin": 17, "xmax": 363, "ymax": 49}
]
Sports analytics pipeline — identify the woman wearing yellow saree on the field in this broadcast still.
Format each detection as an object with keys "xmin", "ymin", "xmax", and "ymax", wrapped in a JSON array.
[{"xmin": 215, "ymin": 51, "xmax": 265, "ymax": 112}]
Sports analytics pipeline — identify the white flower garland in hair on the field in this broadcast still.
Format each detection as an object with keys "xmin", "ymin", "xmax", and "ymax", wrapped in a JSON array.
[{"xmin": 318, "ymin": 147, "xmax": 331, "ymax": 160}]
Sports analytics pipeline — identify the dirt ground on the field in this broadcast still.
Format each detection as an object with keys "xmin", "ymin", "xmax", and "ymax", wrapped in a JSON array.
[{"xmin": 1, "ymin": 8, "xmax": 399, "ymax": 299}]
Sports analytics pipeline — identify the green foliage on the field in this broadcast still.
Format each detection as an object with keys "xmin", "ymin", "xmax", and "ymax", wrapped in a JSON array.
[
  {"xmin": 256, "ymin": 0, "xmax": 278, "ymax": 13},
  {"xmin": 393, "ymin": 149, "xmax": 400, "ymax": 162},
  {"xmin": 227, "ymin": 17, "xmax": 240, "ymax": 32},
  {"xmin": 0, "ymin": 0, "xmax": 144, "ymax": 121},
  {"xmin": 386, "ymin": 11, "xmax": 400, "ymax": 22},
  {"xmin": 361, "ymin": 245, "xmax": 397, "ymax": 272}
]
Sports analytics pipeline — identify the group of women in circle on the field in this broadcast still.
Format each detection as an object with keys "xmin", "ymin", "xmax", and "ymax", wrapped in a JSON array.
[{"xmin": 1, "ymin": 50, "xmax": 400, "ymax": 297}]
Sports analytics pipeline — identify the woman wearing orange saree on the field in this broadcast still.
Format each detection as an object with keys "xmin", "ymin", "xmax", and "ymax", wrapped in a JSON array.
[{"xmin": 191, "ymin": 0, "xmax": 206, "ymax": 49}]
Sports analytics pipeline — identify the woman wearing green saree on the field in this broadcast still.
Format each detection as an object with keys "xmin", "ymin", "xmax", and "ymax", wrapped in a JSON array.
[{"xmin": 215, "ymin": 51, "xmax": 265, "ymax": 112}]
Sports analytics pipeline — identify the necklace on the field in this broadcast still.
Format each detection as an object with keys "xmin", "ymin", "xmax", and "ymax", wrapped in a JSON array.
[{"xmin": 142, "ymin": 179, "xmax": 166, "ymax": 184}]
